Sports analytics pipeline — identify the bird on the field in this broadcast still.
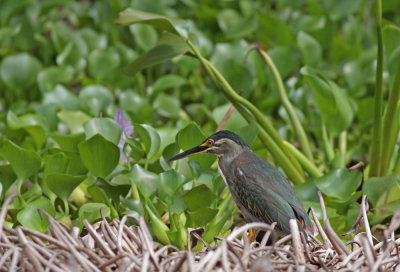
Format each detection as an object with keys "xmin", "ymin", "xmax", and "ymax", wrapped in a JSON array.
[{"xmin": 169, "ymin": 130, "xmax": 312, "ymax": 236}]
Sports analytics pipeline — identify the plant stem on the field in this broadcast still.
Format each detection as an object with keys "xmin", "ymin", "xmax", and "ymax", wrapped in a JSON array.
[
  {"xmin": 380, "ymin": 63, "xmax": 400, "ymax": 176},
  {"xmin": 339, "ymin": 131, "xmax": 347, "ymax": 167},
  {"xmin": 256, "ymin": 48, "xmax": 314, "ymax": 161},
  {"xmin": 322, "ymin": 123, "xmax": 334, "ymax": 163},
  {"xmin": 283, "ymin": 141, "xmax": 323, "ymax": 178},
  {"xmin": 369, "ymin": 0, "xmax": 384, "ymax": 177}
]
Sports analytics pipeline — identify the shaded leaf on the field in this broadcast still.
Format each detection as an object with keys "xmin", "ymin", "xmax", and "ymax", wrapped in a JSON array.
[
  {"xmin": 135, "ymin": 123, "xmax": 161, "ymax": 160},
  {"xmin": 78, "ymin": 134, "xmax": 120, "ymax": 178},
  {"xmin": 130, "ymin": 164, "xmax": 158, "ymax": 199},
  {"xmin": 17, "ymin": 198, "xmax": 56, "ymax": 232},
  {"xmin": 363, "ymin": 174, "xmax": 400, "ymax": 205},
  {"xmin": 182, "ymin": 184, "xmax": 217, "ymax": 211},
  {"xmin": 158, "ymin": 169, "xmax": 186, "ymax": 205}
]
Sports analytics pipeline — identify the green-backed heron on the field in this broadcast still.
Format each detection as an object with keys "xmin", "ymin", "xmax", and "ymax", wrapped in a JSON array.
[{"xmin": 169, "ymin": 130, "xmax": 312, "ymax": 235}]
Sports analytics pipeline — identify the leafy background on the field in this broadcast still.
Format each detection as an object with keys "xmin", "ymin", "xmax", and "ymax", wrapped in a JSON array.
[{"xmin": 1, "ymin": 0, "xmax": 400, "ymax": 249}]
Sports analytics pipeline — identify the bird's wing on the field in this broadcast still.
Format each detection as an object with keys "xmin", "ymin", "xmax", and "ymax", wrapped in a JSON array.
[{"xmin": 231, "ymin": 151, "xmax": 312, "ymax": 232}]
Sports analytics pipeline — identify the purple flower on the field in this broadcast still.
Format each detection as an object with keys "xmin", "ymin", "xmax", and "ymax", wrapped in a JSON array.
[{"xmin": 114, "ymin": 109, "xmax": 134, "ymax": 163}]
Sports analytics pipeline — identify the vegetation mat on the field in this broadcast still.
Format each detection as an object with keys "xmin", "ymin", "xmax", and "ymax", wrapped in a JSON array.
[{"xmin": 1, "ymin": 193, "xmax": 399, "ymax": 272}]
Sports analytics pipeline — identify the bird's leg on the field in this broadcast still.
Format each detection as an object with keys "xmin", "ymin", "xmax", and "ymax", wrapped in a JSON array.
[{"xmin": 248, "ymin": 228, "xmax": 255, "ymax": 242}]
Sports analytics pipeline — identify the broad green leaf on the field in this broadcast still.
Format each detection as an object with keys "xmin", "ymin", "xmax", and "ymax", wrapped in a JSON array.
[
  {"xmin": 94, "ymin": 178, "xmax": 130, "ymax": 205},
  {"xmin": 0, "ymin": 139, "xmax": 41, "ymax": 182},
  {"xmin": 363, "ymin": 174, "xmax": 400, "ymax": 205},
  {"xmin": 46, "ymin": 173, "xmax": 86, "ymax": 201},
  {"xmin": 0, "ymin": 165, "xmax": 17, "ymax": 195},
  {"xmin": 212, "ymin": 103, "xmax": 247, "ymax": 132},
  {"xmin": 158, "ymin": 169, "xmax": 186, "ymax": 205},
  {"xmin": 152, "ymin": 74, "xmax": 186, "ymax": 92},
  {"xmin": 115, "ymin": 8, "xmax": 182, "ymax": 35},
  {"xmin": 50, "ymin": 133, "xmax": 85, "ymax": 153},
  {"xmin": 0, "ymin": 53, "xmax": 42, "ymax": 90},
  {"xmin": 78, "ymin": 134, "xmax": 120, "ymax": 178},
  {"xmin": 313, "ymin": 168, "xmax": 362, "ymax": 201},
  {"xmin": 79, "ymin": 85, "xmax": 113, "ymax": 117},
  {"xmin": 57, "ymin": 110, "xmax": 91, "ymax": 134},
  {"xmin": 301, "ymin": 67, "xmax": 354, "ymax": 136},
  {"xmin": 79, "ymin": 203, "xmax": 110, "ymax": 224},
  {"xmin": 7, "ymin": 111, "xmax": 48, "ymax": 149},
  {"xmin": 130, "ymin": 164, "xmax": 158, "ymax": 199},
  {"xmin": 43, "ymin": 153, "xmax": 69, "ymax": 177},
  {"xmin": 43, "ymin": 85, "xmax": 79, "ymax": 110},
  {"xmin": 56, "ymin": 42, "xmax": 86, "ymax": 72},
  {"xmin": 182, "ymin": 184, "xmax": 217, "ymax": 211},
  {"xmin": 217, "ymin": 9, "xmax": 257, "ymax": 40},
  {"xmin": 17, "ymin": 198, "xmax": 56, "ymax": 232},
  {"xmin": 236, "ymin": 123, "xmax": 258, "ymax": 146},
  {"xmin": 297, "ymin": 31, "xmax": 322, "ymax": 67},
  {"xmin": 135, "ymin": 124, "xmax": 161, "ymax": 160},
  {"xmin": 129, "ymin": 24, "xmax": 158, "ymax": 51},
  {"xmin": 294, "ymin": 178, "xmax": 320, "ymax": 202},
  {"xmin": 123, "ymin": 32, "xmax": 190, "ymax": 76},
  {"xmin": 83, "ymin": 118, "xmax": 121, "ymax": 146},
  {"xmin": 37, "ymin": 66, "xmax": 74, "ymax": 93},
  {"xmin": 187, "ymin": 207, "xmax": 218, "ymax": 227},
  {"xmin": 176, "ymin": 123, "xmax": 215, "ymax": 170},
  {"xmin": 88, "ymin": 47, "xmax": 121, "ymax": 81},
  {"xmin": 153, "ymin": 93, "xmax": 180, "ymax": 118}
]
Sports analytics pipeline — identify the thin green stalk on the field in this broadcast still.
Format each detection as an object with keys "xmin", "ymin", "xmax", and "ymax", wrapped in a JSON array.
[
  {"xmin": 257, "ymin": 49, "xmax": 313, "ymax": 161},
  {"xmin": 339, "ymin": 131, "xmax": 347, "ymax": 167},
  {"xmin": 369, "ymin": 0, "xmax": 384, "ymax": 177},
  {"xmin": 283, "ymin": 141, "xmax": 323, "ymax": 178},
  {"xmin": 380, "ymin": 63, "xmax": 400, "ymax": 176},
  {"xmin": 322, "ymin": 123, "xmax": 334, "ymax": 163}
]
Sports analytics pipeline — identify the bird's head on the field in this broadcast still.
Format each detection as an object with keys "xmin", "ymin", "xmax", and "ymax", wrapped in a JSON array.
[{"xmin": 169, "ymin": 130, "xmax": 249, "ymax": 161}]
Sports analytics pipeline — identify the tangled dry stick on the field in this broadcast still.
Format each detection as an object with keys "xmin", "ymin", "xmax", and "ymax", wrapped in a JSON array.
[{"xmin": 0, "ymin": 193, "xmax": 399, "ymax": 272}]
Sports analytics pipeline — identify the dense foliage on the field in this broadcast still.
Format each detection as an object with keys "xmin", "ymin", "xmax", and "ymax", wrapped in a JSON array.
[{"xmin": 1, "ymin": 0, "xmax": 400, "ymax": 248}]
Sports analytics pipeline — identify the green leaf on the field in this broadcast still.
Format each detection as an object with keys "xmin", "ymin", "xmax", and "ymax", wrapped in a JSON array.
[
  {"xmin": 38, "ymin": 66, "xmax": 74, "ymax": 93},
  {"xmin": 17, "ymin": 198, "xmax": 56, "ymax": 232},
  {"xmin": 7, "ymin": 111, "xmax": 48, "ymax": 149},
  {"xmin": 129, "ymin": 24, "xmax": 158, "ymax": 51},
  {"xmin": 0, "ymin": 165, "xmax": 17, "ymax": 195},
  {"xmin": 43, "ymin": 153, "xmax": 69, "ymax": 177},
  {"xmin": 83, "ymin": 118, "xmax": 122, "ymax": 146},
  {"xmin": 88, "ymin": 47, "xmax": 121, "ymax": 81},
  {"xmin": 130, "ymin": 164, "xmax": 158, "ymax": 199},
  {"xmin": 79, "ymin": 85, "xmax": 113, "ymax": 117},
  {"xmin": 313, "ymin": 168, "xmax": 362, "ymax": 201},
  {"xmin": 158, "ymin": 169, "xmax": 186, "ymax": 205},
  {"xmin": 297, "ymin": 31, "xmax": 322, "ymax": 67},
  {"xmin": 78, "ymin": 134, "xmax": 120, "ymax": 178},
  {"xmin": 153, "ymin": 93, "xmax": 181, "ymax": 118},
  {"xmin": 363, "ymin": 174, "xmax": 400, "ymax": 205},
  {"xmin": 301, "ymin": 67, "xmax": 354, "ymax": 136},
  {"xmin": 78, "ymin": 203, "xmax": 110, "ymax": 224},
  {"xmin": 115, "ymin": 8, "xmax": 182, "ymax": 35},
  {"xmin": 46, "ymin": 173, "xmax": 86, "ymax": 201},
  {"xmin": 43, "ymin": 85, "xmax": 79, "ymax": 110},
  {"xmin": 187, "ymin": 207, "xmax": 218, "ymax": 227},
  {"xmin": 57, "ymin": 110, "xmax": 91, "ymax": 134},
  {"xmin": 50, "ymin": 133, "xmax": 85, "ymax": 153},
  {"xmin": 212, "ymin": 103, "xmax": 247, "ymax": 132},
  {"xmin": 0, "ymin": 53, "xmax": 42, "ymax": 90},
  {"xmin": 182, "ymin": 184, "xmax": 217, "ymax": 211},
  {"xmin": 135, "ymin": 124, "xmax": 161, "ymax": 160},
  {"xmin": 152, "ymin": 74, "xmax": 186, "ymax": 92},
  {"xmin": 0, "ymin": 139, "xmax": 41, "ymax": 182},
  {"xmin": 218, "ymin": 9, "xmax": 257, "ymax": 40},
  {"xmin": 145, "ymin": 205, "xmax": 170, "ymax": 244},
  {"xmin": 123, "ymin": 32, "xmax": 190, "ymax": 76},
  {"xmin": 176, "ymin": 123, "xmax": 215, "ymax": 170},
  {"xmin": 236, "ymin": 123, "xmax": 258, "ymax": 146}
]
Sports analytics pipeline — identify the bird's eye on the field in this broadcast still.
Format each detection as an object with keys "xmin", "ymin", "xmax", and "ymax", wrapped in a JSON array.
[{"xmin": 206, "ymin": 139, "xmax": 214, "ymax": 146}]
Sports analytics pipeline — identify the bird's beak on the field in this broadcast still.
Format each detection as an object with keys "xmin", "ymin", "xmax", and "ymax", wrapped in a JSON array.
[{"xmin": 169, "ymin": 143, "xmax": 209, "ymax": 161}]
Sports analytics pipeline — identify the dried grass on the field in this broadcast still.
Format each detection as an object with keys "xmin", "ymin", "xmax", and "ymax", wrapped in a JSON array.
[{"xmin": 1, "ymin": 192, "xmax": 399, "ymax": 272}]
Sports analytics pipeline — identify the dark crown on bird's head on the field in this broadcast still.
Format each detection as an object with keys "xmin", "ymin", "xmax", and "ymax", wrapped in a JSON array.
[{"xmin": 207, "ymin": 130, "xmax": 249, "ymax": 147}]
